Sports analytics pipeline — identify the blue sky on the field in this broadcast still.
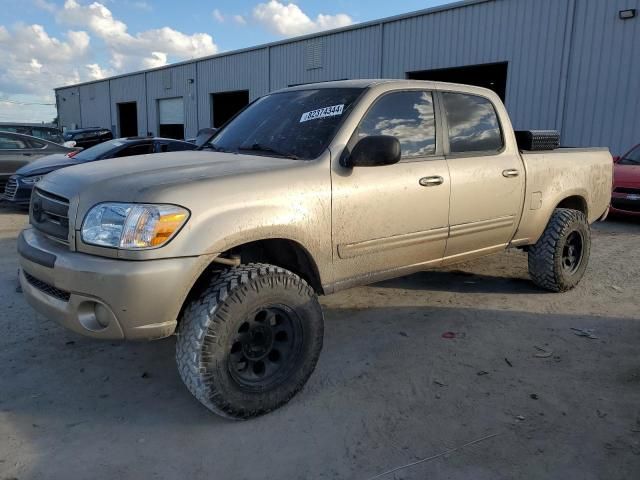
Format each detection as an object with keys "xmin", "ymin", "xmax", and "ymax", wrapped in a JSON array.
[{"xmin": 0, "ymin": 0, "xmax": 451, "ymax": 122}]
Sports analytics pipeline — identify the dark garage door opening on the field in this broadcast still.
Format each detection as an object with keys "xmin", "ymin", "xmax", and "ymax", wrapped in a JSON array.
[
  {"xmin": 117, "ymin": 102, "xmax": 138, "ymax": 138},
  {"xmin": 211, "ymin": 90, "xmax": 249, "ymax": 128},
  {"xmin": 407, "ymin": 62, "xmax": 508, "ymax": 101}
]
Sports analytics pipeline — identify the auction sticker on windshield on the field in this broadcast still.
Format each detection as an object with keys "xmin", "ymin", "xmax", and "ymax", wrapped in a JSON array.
[{"xmin": 300, "ymin": 104, "xmax": 344, "ymax": 123}]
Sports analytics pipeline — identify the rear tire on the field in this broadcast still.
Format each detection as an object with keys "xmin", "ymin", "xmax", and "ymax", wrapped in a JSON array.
[
  {"xmin": 176, "ymin": 263, "xmax": 324, "ymax": 419},
  {"xmin": 528, "ymin": 208, "xmax": 591, "ymax": 292}
]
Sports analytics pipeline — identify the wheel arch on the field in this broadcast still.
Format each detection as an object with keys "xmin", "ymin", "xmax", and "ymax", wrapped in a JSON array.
[
  {"xmin": 555, "ymin": 195, "xmax": 588, "ymax": 217},
  {"xmin": 176, "ymin": 238, "xmax": 325, "ymax": 327}
]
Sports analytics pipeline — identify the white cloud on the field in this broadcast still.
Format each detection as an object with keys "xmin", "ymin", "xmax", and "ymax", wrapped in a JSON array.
[
  {"xmin": 0, "ymin": 0, "xmax": 220, "ymax": 121},
  {"xmin": 212, "ymin": 8, "xmax": 224, "ymax": 23},
  {"xmin": 233, "ymin": 14, "xmax": 247, "ymax": 25},
  {"xmin": 252, "ymin": 1, "xmax": 352, "ymax": 36},
  {"xmin": 130, "ymin": 1, "xmax": 152, "ymax": 11},
  {"xmin": 58, "ymin": 0, "xmax": 217, "ymax": 71},
  {"xmin": 34, "ymin": 0, "xmax": 56, "ymax": 12}
]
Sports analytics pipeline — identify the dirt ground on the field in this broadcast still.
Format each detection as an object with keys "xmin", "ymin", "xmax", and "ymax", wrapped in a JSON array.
[{"xmin": 1, "ymin": 205, "xmax": 639, "ymax": 480}]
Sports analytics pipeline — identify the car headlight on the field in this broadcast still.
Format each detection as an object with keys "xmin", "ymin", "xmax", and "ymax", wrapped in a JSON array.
[
  {"xmin": 81, "ymin": 203, "xmax": 189, "ymax": 249},
  {"xmin": 22, "ymin": 175, "xmax": 43, "ymax": 185}
]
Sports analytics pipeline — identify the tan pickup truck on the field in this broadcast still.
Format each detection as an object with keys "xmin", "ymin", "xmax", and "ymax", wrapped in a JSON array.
[{"xmin": 17, "ymin": 80, "xmax": 612, "ymax": 418}]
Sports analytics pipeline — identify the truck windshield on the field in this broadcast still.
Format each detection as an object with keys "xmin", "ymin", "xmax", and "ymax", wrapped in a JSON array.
[{"xmin": 206, "ymin": 88, "xmax": 364, "ymax": 160}]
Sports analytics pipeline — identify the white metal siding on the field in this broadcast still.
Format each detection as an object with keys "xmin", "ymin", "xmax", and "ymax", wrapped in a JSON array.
[
  {"xmin": 79, "ymin": 81, "xmax": 111, "ymax": 130},
  {"xmin": 57, "ymin": 0, "xmax": 640, "ymax": 154},
  {"xmin": 56, "ymin": 87, "xmax": 81, "ymax": 130},
  {"xmin": 269, "ymin": 25, "xmax": 382, "ymax": 89},
  {"xmin": 196, "ymin": 49, "xmax": 270, "ymax": 128},
  {"xmin": 561, "ymin": 0, "xmax": 640, "ymax": 153},
  {"xmin": 145, "ymin": 64, "xmax": 197, "ymax": 138},
  {"xmin": 110, "ymin": 74, "xmax": 147, "ymax": 136}
]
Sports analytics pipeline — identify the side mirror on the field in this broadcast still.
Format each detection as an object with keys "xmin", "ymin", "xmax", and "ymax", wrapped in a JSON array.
[
  {"xmin": 342, "ymin": 135, "xmax": 401, "ymax": 168},
  {"xmin": 612, "ymin": 156, "xmax": 620, "ymax": 163}
]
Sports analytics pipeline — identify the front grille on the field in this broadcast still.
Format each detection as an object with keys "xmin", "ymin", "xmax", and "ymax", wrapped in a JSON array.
[
  {"xmin": 614, "ymin": 187, "xmax": 640, "ymax": 195},
  {"xmin": 3, "ymin": 177, "xmax": 18, "ymax": 200},
  {"xmin": 612, "ymin": 198, "xmax": 640, "ymax": 213},
  {"xmin": 30, "ymin": 188, "xmax": 70, "ymax": 243},
  {"xmin": 23, "ymin": 271, "xmax": 71, "ymax": 302}
]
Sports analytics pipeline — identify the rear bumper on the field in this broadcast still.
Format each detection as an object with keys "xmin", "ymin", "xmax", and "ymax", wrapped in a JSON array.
[{"xmin": 18, "ymin": 228, "xmax": 214, "ymax": 341}]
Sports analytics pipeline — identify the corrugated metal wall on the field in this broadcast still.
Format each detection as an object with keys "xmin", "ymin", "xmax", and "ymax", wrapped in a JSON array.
[
  {"xmin": 56, "ymin": 87, "xmax": 81, "ymax": 130},
  {"xmin": 56, "ymin": 0, "xmax": 639, "ymax": 154},
  {"xmin": 561, "ymin": 0, "xmax": 640, "ymax": 153},
  {"xmin": 78, "ymin": 81, "xmax": 111, "ymax": 129},
  {"xmin": 197, "ymin": 49, "xmax": 270, "ymax": 128},
  {"xmin": 381, "ymin": 0, "xmax": 571, "ymax": 132},
  {"xmin": 145, "ymin": 63, "xmax": 198, "ymax": 138},
  {"xmin": 269, "ymin": 25, "xmax": 382, "ymax": 89},
  {"xmin": 109, "ymin": 73, "xmax": 147, "ymax": 136}
]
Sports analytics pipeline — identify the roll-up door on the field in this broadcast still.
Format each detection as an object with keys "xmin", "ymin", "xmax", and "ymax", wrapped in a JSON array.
[{"xmin": 158, "ymin": 97, "xmax": 184, "ymax": 139}]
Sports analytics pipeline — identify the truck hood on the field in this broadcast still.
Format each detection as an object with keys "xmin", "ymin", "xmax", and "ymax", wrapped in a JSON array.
[
  {"xmin": 614, "ymin": 163, "xmax": 640, "ymax": 187},
  {"xmin": 38, "ymin": 150, "xmax": 302, "ymax": 204}
]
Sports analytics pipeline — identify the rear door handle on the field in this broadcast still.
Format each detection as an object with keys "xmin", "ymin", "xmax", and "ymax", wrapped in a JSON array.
[
  {"xmin": 502, "ymin": 169, "xmax": 520, "ymax": 178},
  {"xmin": 419, "ymin": 175, "xmax": 444, "ymax": 187}
]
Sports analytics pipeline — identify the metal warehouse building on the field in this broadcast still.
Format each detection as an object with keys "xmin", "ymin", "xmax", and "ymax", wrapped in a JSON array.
[{"xmin": 55, "ymin": 0, "xmax": 640, "ymax": 155}]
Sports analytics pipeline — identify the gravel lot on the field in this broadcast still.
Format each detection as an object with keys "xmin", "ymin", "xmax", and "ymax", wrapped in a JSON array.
[{"xmin": 1, "ymin": 206, "xmax": 639, "ymax": 480}]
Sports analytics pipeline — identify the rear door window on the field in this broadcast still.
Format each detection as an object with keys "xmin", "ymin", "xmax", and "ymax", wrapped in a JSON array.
[
  {"xmin": 441, "ymin": 92, "xmax": 503, "ymax": 154},
  {"xmin": 354, "ymin": 90, "xmax": 437, "ymax": 159},
  {"xmin": 0, "ymin": 133, "xmax": 27, "ymax": 149}
]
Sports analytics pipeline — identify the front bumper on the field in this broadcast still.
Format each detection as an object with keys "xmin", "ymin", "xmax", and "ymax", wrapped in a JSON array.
[
  {"xmin": 610, "ymin": 191, "xmax": 640, "ymax": 217},
  {"xmin": 18, "ymin": 228, "xmax": 214, "ymax": 340}
]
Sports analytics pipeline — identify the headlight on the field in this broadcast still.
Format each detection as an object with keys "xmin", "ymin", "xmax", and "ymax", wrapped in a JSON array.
[
  {"xmin": 81, "ymin": 203, "xmax": 189, "ymax": 249},
  {"xmin": 22, "ymin": 175, "xmax": 43, "ymax": 185}
]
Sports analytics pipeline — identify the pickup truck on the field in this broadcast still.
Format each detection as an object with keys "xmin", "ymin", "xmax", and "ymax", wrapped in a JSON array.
[{"xmin": 17, "ymin": 80, "xmax": 612, "ymax": 419}]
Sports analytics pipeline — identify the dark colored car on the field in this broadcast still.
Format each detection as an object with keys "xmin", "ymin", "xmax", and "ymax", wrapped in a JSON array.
[
  {"xmin": 0, "ymin": 131, "xmax": 77, "ymax": 193},
  {"xmin": 63, "ymin": 127, "xmax": 114, "ymax": 149},
  {"xmin": 2, "ymin": 136, "xmax": 196, "ymax": 206},
  {"xmin": 0, "ymin": 123, "xmax": 64, "ymax": 144},
  {"xmin": 611, "ymin": 144, "xmax": 640, "ymax": 217}
]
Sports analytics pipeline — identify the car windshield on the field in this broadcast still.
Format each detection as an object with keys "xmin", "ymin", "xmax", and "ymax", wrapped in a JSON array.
[
  {"xmin": 620, "ymin": 146, "xmax": 640, "ymax": 165},
  {"xmin": 73, "ymin": 139, "xmax": 126, "ymax": 161},
  {"xmin": 206, "ymin": 88, "xmax": 364, "ymax": 160}
]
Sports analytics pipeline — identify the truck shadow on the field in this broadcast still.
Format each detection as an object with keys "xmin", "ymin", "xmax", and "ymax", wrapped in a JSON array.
[{"xmin": 373, "ymin": 269, "xmax": 541, "ymax": 294}]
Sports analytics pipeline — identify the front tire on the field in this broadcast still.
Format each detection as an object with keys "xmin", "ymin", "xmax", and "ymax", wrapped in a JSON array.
[
  {"xmin": 528, "ymin": 208, "xmax": 591, "ymax": 292},
  {"xmin": 176, "ymin": 263, "xmax": 324, "ymax": 419}
]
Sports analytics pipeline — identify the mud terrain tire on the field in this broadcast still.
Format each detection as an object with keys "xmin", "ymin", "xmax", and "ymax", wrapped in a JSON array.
[
  {"xmin": 528, "ymin": 208, "xmax": 591, "ymax": 292},
  {"xmin": 176, "ymin": 263, "xmax": 324, "ymax": 419}
]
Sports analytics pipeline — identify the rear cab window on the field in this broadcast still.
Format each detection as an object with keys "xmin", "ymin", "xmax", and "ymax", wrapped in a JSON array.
[{"xmin": 441, "ymin": 92, "xmax": 503, "ymax": 154}]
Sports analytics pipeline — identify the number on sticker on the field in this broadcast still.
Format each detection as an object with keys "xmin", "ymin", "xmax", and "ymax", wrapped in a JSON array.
[{"xmin": 300, "ymin": 104, "xmax": 345, "ymax": 123}]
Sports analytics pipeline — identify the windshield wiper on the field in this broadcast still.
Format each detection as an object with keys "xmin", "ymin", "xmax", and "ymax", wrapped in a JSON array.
[{"xmin": 237, "ymin": 143, "xmax": 299, "ymax": 160}]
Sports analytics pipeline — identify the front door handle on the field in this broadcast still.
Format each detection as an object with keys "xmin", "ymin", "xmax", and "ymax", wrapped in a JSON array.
[
  {"xmin": 419, "ymin": 175, "xmax": 444, "ymax": 187},
  {"xmin": 502, "ymin": 169, "xmax": 520, "ymax": 178}
]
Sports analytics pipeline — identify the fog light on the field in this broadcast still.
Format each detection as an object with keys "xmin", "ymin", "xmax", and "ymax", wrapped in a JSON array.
[{"xmin": 77, "ymin": 301, "xmax": 112, "ymax": 331}]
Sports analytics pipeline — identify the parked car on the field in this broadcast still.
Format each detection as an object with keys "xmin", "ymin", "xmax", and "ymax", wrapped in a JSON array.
[
  {"xmin": 0, "ymin": 131, "xmax": 77, "ymax": 193},
  {"xmin": 62, "ymin": 127, "xmax": 113, "ymax": 149},
  {"xmin": 17, "ymin": 80, "xmax": 612, "ymax": 419},
  {"xmin": 3, "ymin": 136, "xmax": 196, "ymax": 206},
  {"xmin": 611, "ymin": 144, "xmax": 640, "ymax": 217},
  {"xmin": 0, "ymin": 123, "xmax": 64, "ymax": 144}
]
